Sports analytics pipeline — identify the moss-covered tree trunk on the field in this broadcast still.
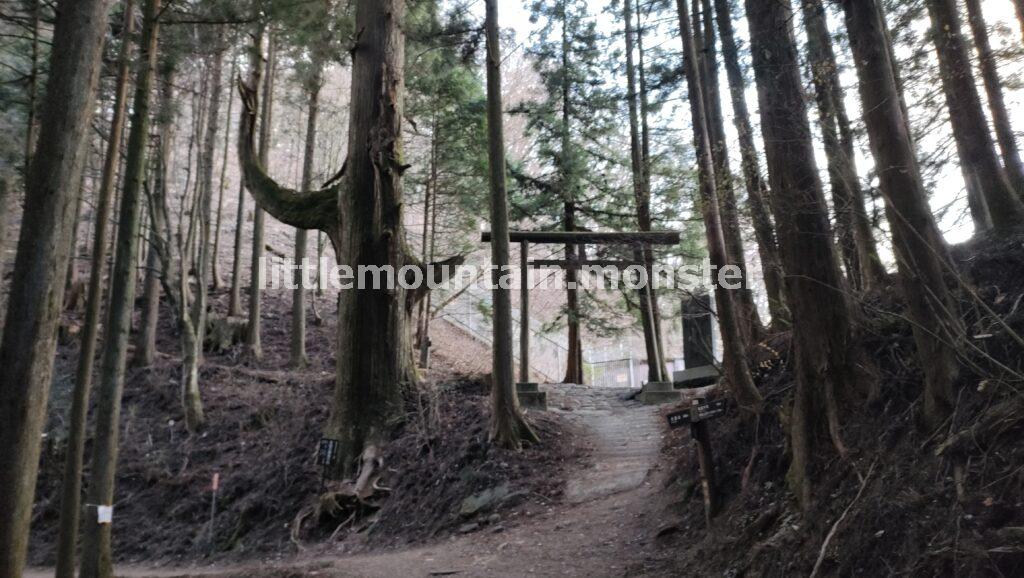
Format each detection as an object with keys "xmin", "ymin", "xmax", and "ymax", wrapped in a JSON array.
[
  {"xmin": 675, "ymin": 0, "xmax": 762, "ymax": 418},
  {"xmin": 55, "ymin": 1, "xmax": 136, "ymax": 573},
  {"xmin": 926, "ymin": 0, "xmax": 1024, "ymax": 231},
  {"xmin": 711, "ymin": 0, "xmax": 787, "ymax": 327},
  {"xmin": 79, "ymin": 0, "xmax": 160, "ymax": 575},
  {"xmin": 0, "ymin": 0, "xmax": 112, "ymax": 574},
  {"xmin": 743, "ymin": 0, "xmax": 860, "ymax": 512}
]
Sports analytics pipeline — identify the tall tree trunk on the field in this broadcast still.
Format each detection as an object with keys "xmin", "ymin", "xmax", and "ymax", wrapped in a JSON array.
[
  {"xmin": 292, "ymin": 63, "xmax": 322, "ymax": 368},
  {"xmin": 711, "ymin": 0, "xmax": 788, "ymax": 327},
  {"xmin": 674, "ymin": 0, "xmax": 762, "ymax": 415},
  {"xmin": 696, "ymin": 0, "xmax": 763, "ymax": 344},
  {"xmin": 840, "ymin": 0, "xmax": 962, "ymax": 429},
  {"xmin": 926, "ymin": 0, "xmax": 1024, "ymax": 231},
  {"xmin": 228, "ymin": 179, "xmax": 246, "ymax": 316},
  {"xmin": 964, "ymin": 0, "xmax": 1024, "ymax": 196},
  {"xmin": 743, "ymin": 0, "xmax": 860, "ymax": 512},
  {"xmin": 326, "ymin": 0, "xmax": 417, "ymax": 484},
  {"xmin": 79, "ymin": 0, "xmax": 160, "ymax": 574},
  {"xmin": 247, "ymin": 32, "xmax": 276, "ymax": 360},
  {"xmin": 0, "ymin": 176, "xmax": 8, "ymax": 301},
  {"xmin": 416, "ymin": 123, "xmax": 438, "ymax": 368},
  {"xmin": 485, "ymin": 0, "xmax": 538, "ymax": 449},
  {"xmin": 634, "ymin": 0, "xmax": 668, "ymax": 375},
  {"xmin": 134, "ymin": 223, "xmax": 161, "ymax": 366},
  {"xmin": 213, "ymin": 58, "xmax": 239, "ymax": 291},
  {"xmin": 622, "ymin": 0, "xmax": 665, "ymax": 382},
  {"xmin": 561, "ymin": 6, "xmax": 583, "ymax": 385},
  {"xmin": 1014, "ymin": 0, "xmax": 1024, "ymax": 41},
  {"xmin": 182, "ymin": 34, "xmax": 226, "ymax": 430},
  {"xmin": 0, "ymin": 0, "xmax": 112, "ymax": 574},
  {"xmin": 54, "ymin": 1, "xmax": 136, "ymax": 572},
  {"xmin": 801, "ymin": 0, "xmax": 887, "ymax": 291},
  {"xmin": 23, "ymin": 0, "xmax": 41, "ymax": 176}
]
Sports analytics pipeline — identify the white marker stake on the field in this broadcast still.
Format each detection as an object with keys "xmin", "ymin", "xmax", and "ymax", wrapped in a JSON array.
[
  {"xmin": 209, "ymin": 473, "xmax": 220, "ymax": 551},
  {"xmin": 97, "ymin": 505, "xmax": 113, "ymax": 525}
]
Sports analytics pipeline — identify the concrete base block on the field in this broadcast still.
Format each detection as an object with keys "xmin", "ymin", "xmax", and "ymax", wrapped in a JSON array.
[
  {"xmin": 517, "ymin": 384, "xmax": 547, "ymax": 410},
  {"xmin": 672, "ymin": 365, "xmax": 720, "ymax": 389},
  {"xmin": 638, "ymin": 390, "xmax": 683, "ymax": 405}
]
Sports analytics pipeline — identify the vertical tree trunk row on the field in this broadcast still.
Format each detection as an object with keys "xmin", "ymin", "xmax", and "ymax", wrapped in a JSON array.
[
  {"xmin": 673, "ymin": 0, "xmax": 762, "ymax": 417},
  {"xmin": 79, "ymin": 0, "xmax": 161, "ymax": 575},
  {"xmin": 926, "ymin": 0, "xmax": 1024, "ymax": 231},
  {"xmin": 0, "ymin": 0, "xmax": 113, "ymax": 574},
  {"xmin": 623, "ymin": 0, "xmax": 666, "ymax": 382},
  {"xmin": 840, "ymin": 0, "xmax": 963, "ymax": 429},
  {"xmin": 695, "ymin": 0, "xmax": 763, "ymax": 345},
  {"xmin": 54, "ymin": 1, "xmax": 137, "ymax": 572},
  {"xmin": 963, "ymin": 0, "xmax": 1024, "ymax": 196},
  {"xmin": 711, "ymin": 0, "xmax": 788, "ymax": 327},
  {"xmin": 801, "ymin": 0, "xmax": 887, "ymax": 291},
  {"xmin": 743, "ymin": 0, "xmax": 860, "ymax": 511}
]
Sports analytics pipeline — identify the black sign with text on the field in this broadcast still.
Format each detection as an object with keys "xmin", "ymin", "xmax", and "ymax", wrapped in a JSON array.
[
  {"xmin": 666, "ymin": 399, "xmax": 728, "ymax": 428},
  {"xmin": 316, "ymin": 438, "xmax": 340, "ymax": 467}
]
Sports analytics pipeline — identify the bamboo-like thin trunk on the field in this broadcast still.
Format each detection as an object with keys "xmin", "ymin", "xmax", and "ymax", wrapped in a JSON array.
[
  {"xmin": 79, "ymin": 0, "xmax": 161, "ymax": 575},
  {"xmin": 54, "ymin": 1, "xmax": 136, "ymax": 572}
]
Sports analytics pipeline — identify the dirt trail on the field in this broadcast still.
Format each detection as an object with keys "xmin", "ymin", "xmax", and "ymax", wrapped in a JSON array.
[{"xmin": 28, "ymin": 386, "xmax": 683, "ymax": 578}]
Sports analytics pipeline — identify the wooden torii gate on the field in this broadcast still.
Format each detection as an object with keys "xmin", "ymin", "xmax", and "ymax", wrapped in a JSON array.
[{"xmin": 481, "ymin": 230, "xmax": 681, "ymax": 387}]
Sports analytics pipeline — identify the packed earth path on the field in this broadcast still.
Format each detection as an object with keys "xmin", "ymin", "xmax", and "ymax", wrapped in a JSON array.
[{"xmin": 28, "ymin": 385, "xmax": 700, "ymax": 578}]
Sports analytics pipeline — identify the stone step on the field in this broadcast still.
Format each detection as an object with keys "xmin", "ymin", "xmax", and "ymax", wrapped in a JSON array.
[{"xmin": 516, "ymin": 382, "xmax": 540, "ymax": 393}]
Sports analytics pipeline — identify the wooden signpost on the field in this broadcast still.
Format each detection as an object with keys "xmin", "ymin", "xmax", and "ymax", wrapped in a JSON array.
[{"xmin": 667, "ymin": 398, "xmax": 726, "ymax": 525}]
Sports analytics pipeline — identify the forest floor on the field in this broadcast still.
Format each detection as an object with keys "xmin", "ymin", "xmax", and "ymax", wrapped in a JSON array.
[
  {"xmin": 17, "ymin": 231, "xmax": 1024, "ymax": 577},
  {"xmin": 28, "ymin": 386, "xmax": 693, "ymax": 578}
]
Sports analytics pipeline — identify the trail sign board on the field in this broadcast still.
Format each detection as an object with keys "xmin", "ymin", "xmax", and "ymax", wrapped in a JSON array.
[
  {"xmin": 666, "ymin": 399, "xmax": 727, "ymax": 428},
  {"xmin": 316, "ymin": 438, "xmax": 340, "ymax": 467}
]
